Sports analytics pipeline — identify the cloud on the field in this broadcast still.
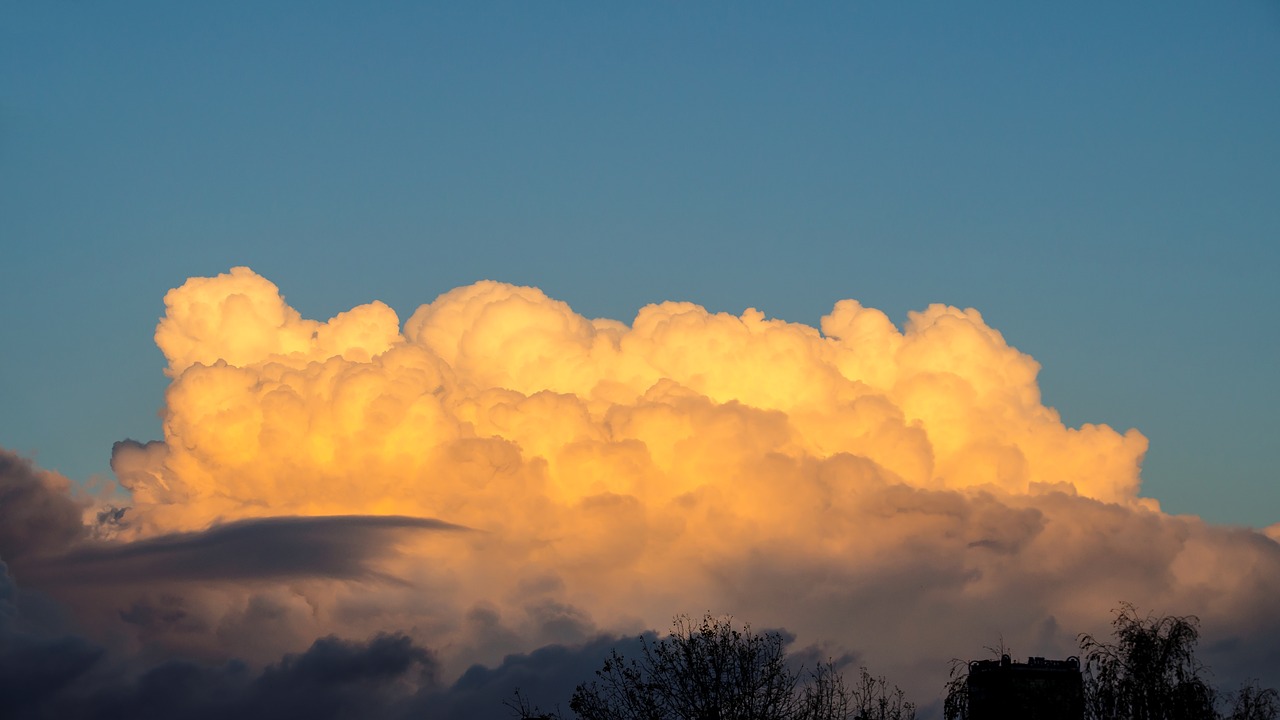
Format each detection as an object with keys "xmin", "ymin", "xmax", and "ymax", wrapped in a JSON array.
[
  {"xmin": 8, "ymin": 266, "xmax": 1280, "ymax": 714},
  {"xmin": 126, "ymin": 267, "xmax": 1150, "ymax": 537},
  {"xmin": 1, "ymin": 559, "xmax": 440, "ymax": 720},
  {"xmin": 5, "ymin": 543, "xmax": 622, "ymax": 720},
  {"xmin": 13, "ymin": 515, "xmax": 470, "ymax": 588},
  {"xmin": 0, "ymin": 561, "xmax": 104, "ymax": 718},
  {"xmin": 413, "ymin": 633, "xmax": 647, "ymax": 720},
  {"xmin": 1, "ymin": 552, "xmax": 613, "ymax": 720},
  {"xmin": 0, "ymin": 448, "xmax": 88, "ymax": 561}
]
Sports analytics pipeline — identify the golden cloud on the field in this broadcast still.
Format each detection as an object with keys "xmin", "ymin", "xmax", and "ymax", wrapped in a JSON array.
[{"xmin": 89, "ymin": 267, "xmax": 1278, "ymax": 699}]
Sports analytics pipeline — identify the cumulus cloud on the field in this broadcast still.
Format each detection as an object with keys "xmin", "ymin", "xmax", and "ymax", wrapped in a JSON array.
[{"xmin": 7, "ymin": 266, "xmax": 1279, "ymax": 716}]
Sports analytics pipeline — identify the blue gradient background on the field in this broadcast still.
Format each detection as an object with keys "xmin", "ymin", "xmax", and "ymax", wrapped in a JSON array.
[{"xmin": 2, "ymin": 2, "xmax": 1277, "ymax": 526}]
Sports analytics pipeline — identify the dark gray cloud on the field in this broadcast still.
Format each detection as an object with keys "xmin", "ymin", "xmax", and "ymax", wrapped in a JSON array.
[
  {"xmin": 84, "ymin": 632, "xmax": 437, "ymax": 720},
  {"xmin": 14, "ymin": 633, "xmax": 438, "ymax": 720},
  {"xmin": 3, "ymin": 555, "xmax": 442, "ymax": 720},
  {"xmin": 14, "ymin": 515, "xmax": 470, "ymax": 587},
  {"xmin": 0, "ymin": 555, "xmax": 615, "ymax": 720},
  {"xmin": 414, "ymin": 633, "xmax": 645, "ymax": 719},
  {"xmin": 0, "ymin": 561, "xmax": 104, "ymax": 718},
  {"xmin": 0, "ymin": 448, "xmax": 87, "ymax": 561}
]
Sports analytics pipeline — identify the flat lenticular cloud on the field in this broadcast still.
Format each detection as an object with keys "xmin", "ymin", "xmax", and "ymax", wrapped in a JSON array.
[
  {"xmin": 15, "ymin": 514, "xmax": 469, "ymax": 587},
  {"xmin": 75, "ymin": 267, "xmax": 1280, "ymax": 708}
]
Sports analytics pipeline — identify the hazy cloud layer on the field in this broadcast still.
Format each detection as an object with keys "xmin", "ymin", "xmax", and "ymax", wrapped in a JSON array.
[
  {"xmin": 4, "ymin": 267, "xmax": 1278, "ymax": 716},
  {"xmin": 1, "ymin": 560, "xmax": 437, "ymax": 720},
  {"xmin": 1, "ymin": 556, "xmax": 626, "ymax": 720}
]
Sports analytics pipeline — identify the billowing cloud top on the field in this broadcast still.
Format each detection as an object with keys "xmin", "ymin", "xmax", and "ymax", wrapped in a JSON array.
[
  {"xmin": 18, "ymin": 267, "xmax": 1271, "ymax": 716},
  {"xmin": 127, "ymin": 266, "xmax": 1147, "ymax": 533}
]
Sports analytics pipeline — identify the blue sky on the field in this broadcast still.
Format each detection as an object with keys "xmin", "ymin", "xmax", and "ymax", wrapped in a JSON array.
[{"xmin": 2, "ymin": 1, "xmax": 1278, "ymax": 526}]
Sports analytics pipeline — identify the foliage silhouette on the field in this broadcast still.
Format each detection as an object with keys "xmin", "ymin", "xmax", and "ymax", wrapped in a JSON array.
[
  {"xmin": 942, "ymin": 659, "xmax": 970, "ymax": 720},
  {"xmin": 1078, "ymin": 603, "xmax": 1216, "ymax": 720},
  {"xmin": 510, "ymin": 613, "xmax": 914, "ymax": 720},
  {"xmin": 1222, "ymin": 683, "xmax": 1280, "ymax": 720},
  {"xmin": 942, "ymin": 603, "xmax": 1278, "ymax": 720}
]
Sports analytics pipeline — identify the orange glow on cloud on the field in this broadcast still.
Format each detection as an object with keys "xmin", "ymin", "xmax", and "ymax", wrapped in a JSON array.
[
  {"xmin": 97, "ymin": 267, "xmax": 1278, "ymax": 696},
  {"xmin": 126, "ymin": 267, "xmax": 1148, "ymax": 527}
]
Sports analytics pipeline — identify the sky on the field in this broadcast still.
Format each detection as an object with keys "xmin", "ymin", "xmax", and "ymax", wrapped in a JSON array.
[{"xmin": 1, "ymin": 2, "xmax": 1279, "ymax": 718}]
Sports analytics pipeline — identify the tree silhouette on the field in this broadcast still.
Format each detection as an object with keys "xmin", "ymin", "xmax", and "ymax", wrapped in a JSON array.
[
  {"xmin": 1078, "ymin": 603, "xmax": 1216, "ymax": 720},
  {"xmin": 1223, "ymin": 683, "xmax": 1280, "ymax": 720},
  {"xmin": 942, "ymin": 659, "xmax": 971, "ymax": 720},
  {"xmin": 512, "ymin": 613, "xmax": 914, "ymax": 720},
  {"xmin": 846, "ymin": 666, "xmax": 916, "ymax": 720},
  {"xmin": 506, "ymin": 688, "xmax": 564, "ymax": 720},
  {"xmin": 942, "ymin": 606, "xmax": 1278, "ymax": 720}
]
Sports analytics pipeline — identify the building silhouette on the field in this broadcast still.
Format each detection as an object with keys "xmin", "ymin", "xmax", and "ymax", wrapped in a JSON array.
[{"xmin": 966, "ymin": 655, "xmax": 1084, "ymax": 720}]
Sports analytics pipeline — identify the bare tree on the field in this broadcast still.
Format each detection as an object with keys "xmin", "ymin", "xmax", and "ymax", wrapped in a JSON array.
[
  {"xmin": 797, "ymin": 661, "xmax": 852, "ymax": 720},
  {"xmin": 1223, "ymin": 683, "xmax": 1279, "ymax": 720},
  {"xmin": 847, "ymin": 667, "xmax": 916, "ymax": 720},
  {"xmin": 560, "ymin": 613, "xmax": 912, "ymax": 720},
  {"xmin": 506, "ymin": 688, "xmax": 566, "ymax": 720}
]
